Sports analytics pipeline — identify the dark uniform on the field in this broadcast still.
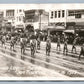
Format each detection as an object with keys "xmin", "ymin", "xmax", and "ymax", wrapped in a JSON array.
[
  {"xmin": 1, "ymin": 36, "xmax": 6, "ymax": 48},
  {"xmin": 10, "ymin": 37, "xmax": 15, "ymax": 51},
  {"xmin": 71, "ymin": 37, "xmax": 77, "ymax": 53},
  {"xmin": 20, "ymin": 38, "xmax": 26, "ymax": 54},
  {"xmin": 78, "ymin": 44, "xmax": 84, "ymax": 60},
  {"xmin": 37, "ymin": 37, "xmax": 40, "ymax": 50},
  {"xmin": 63, "ymin": 37, "xmax": 68, "ymax": 55},
  {"xmin": 57, "ymin": 36, "xmax": 61, "ymax": 51},
  {"xmin": 30, "ymin": 40, "xmax": 36, "ymax": 56},
  {"xmin": 46, "ymin": 38, "xmax": 51, "ymax": 56}
]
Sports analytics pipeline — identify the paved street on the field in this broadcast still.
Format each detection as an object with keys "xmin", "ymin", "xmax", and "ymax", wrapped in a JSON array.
[{"xmin": 0, "ymin": 41, "xmax": 83, "ymax": 77}]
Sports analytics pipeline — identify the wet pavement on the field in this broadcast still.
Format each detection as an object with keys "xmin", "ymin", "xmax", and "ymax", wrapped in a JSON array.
[
  {"xmin": 0, "ymin": 41, "xmax": 83, "ymax": 77},
  {"xmin": 0, "ymin": 43, "xmax": 67, "ymax": 77}
]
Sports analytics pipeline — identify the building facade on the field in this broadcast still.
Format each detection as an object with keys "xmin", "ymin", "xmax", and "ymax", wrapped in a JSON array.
[
  {"xmin": 25, "ymin": 9, "xmax": 49, "ymax": 30},
  {"xmin": 0, "ymin": 11, "xmax": 4, "ymax": 29},
  {"xmin": 49, "ymin": 9, "xmax": 84, "ymax": 36},
  {"xmin": 3, "ymin": 9, "xmax": 25, "ymax": 33},
  {"xmin": 49, "ymin": 9, "xmax": 66, "ymax": 26}
]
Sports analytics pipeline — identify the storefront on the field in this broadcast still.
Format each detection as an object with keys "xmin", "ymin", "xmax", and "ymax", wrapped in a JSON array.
[
  {"xmin": 43, "ymin": 25, "xmax": 65, "ymax": 42},
  {"xmin": 75, "ymin": 24, "xmax": 84, "ymax": 37},
  {"xmin": 64, "ymin": 29, "xmax": 75, "ymax": 44}
]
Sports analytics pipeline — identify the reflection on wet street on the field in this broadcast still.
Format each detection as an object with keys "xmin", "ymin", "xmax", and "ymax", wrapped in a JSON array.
[
  {"xmin": 31, "ymin": 55, "xmax": 35, "ymax": 64},
  {"xmin": 0, "ymin": 42, "xmax": 84, "ymax": 77},
  {"xmin": 45, "ymin": 57, "xmax": 50, "ymax": 68}
]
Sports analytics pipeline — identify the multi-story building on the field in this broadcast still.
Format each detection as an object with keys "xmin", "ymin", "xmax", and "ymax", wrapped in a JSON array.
[
  {"xmin": 49, "ymin": 9, "xmax": 84, "ymax": 36},
  {"xmin": 66, "ymin": 9, "xmax": 84, "ymax": 36},
  {"xmin": 3, "ymin": 9, "xmax": 25, "ymax": 33},
  {"xmin": 49, "ymin": 9, "xmax": 66, "ymax": 26},
  {"xmin": 0, "ymin": 11, "xmax": 4, "ymax": 31},
  {"xmin": 25, "ymin": 9, "xmax": 49, "ymax": 31},
  {"xmin": 49, "ymin": 9, "xmax": 66, "ymax": 36}
]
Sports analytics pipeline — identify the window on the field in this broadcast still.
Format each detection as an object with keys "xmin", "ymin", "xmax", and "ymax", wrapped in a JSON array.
[
  {"xmin": 62, "ymin": 10, "xmax": 65, "ymax": 17},
  {"xmin": 17, "ymin": 17, "xmax": 18, "ymax": 22},
  {"xmin": 58, "ymin": 11, "xmax": 61, "ymax": 18},
  {"xmin": 19, "ymin": 9, "xmax": 22, "ymax": 12},
  {"xmin": 12, "ymin": 12, "xmax": 14, "ymax": 16},
  {"xmin": 19, "ymin": 16, "xmax": 21, "ymax": 21},
  {"xmin": 55, "ymin": 11, "xmax": 57, "ymax": 18},
  {"xmin": 51, "ymin": 11, "xmax": 53, "ymax": 18},
  {"xmin": 6, "ymin": 12, "xmax": 8, "ymax": 16},
  {"xmin": 75, "ymin": 14, "xmax": 81, "ymax": 18},
  {"xmin": 6, "ymin": 10, "xmax": 14, "ymax": 17}
]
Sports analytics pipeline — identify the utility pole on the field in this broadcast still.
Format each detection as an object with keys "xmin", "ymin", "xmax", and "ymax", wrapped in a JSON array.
[
  {"xmin": 39, "ymin": 10, "xmax": 43, "ymax": 31},
  {"xmin": 39, "ymin": 13, "xmax": 41, "ymax": 30}
]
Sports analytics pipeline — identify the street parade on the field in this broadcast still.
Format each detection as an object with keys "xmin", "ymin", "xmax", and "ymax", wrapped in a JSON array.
[{"xmin": 0, "ymin": 4, "xmax": 84, "ymax": 78}]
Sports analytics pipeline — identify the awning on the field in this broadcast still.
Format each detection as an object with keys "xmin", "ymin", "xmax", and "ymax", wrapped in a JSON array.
[
  {"xmin": 42, "ymin": 26, "xmax": 54, "ymax": 30},
  {"xmin": 50, "ymin": 26, "xmax": 65, "ymax": 31},
  {"xmin": 76, "ymin": 22, "xmax": 84, "ymax": 26},
  {"xmin": 64, "ymin": 30, "xmax": 74, "ymax": 34},
  {"xmin": 15, "ymin": 25, "xmax": 24, "ymax": 28},
  {"xmin": 43, "ymin": 26, "xmax": 65, "ymax": 31}
]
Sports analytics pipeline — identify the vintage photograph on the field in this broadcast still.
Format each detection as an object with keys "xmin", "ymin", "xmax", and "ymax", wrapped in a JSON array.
[{"xmin": 0, "ymin": 4, "xmax": 84, "ymax": 79}]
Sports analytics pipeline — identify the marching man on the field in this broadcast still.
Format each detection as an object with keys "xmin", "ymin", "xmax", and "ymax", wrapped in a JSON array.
[
  {"xmin": 63, "ymin": 36, "xmax": 68, "ymax": 55},
  {"xmin": 57, "ymin": 35, "xmax": 61, "ymax": 52},
  {"xmin": 46, "ymin": 36, "xmax": 51, "ymax": 56},
  {"xmin": 78, "ymin": 43, "xmax": 84, "ymax": 60}
]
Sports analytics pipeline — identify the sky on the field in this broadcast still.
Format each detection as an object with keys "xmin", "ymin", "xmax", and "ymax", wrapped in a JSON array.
[{"xmin": 0, "ymin": 4, "xmax": 84, "ymax": 11}]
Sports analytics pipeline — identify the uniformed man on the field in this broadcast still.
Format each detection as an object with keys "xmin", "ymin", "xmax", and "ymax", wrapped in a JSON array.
[
  {"xmin": 71, "ymin": 36, "xmax": 78, "ymax": 53},
  {"xmin": 20, "ymin": 37, "xmax": 25, "ymax": 54},
  {"xmin": 37, "ymin": 37, "xmax": 41, "ymax": 50},
  {"xmin": 1, "ymin": 35, "xmax": 6, "ymax": 48},
  {"xmin": 10, "ymin": 36, "xmax": 15, "ymax": 51},
  {"xmin": 46, "ymin": 37, "xmax": 51, "ymax": 56},
  {"xmin": 57, "ymin": 35, "xmax": 61, "ymax": 51},
  {"xmin": 63, "ymin": 36, "xmax": 68, "ymax": 55},
  {"xmin": 78, "ymin": 43, "xmax": 84, "ymax": 60},
  {"xmin": 30, "ymin": 39, "xmax": 36, "ymax": 56}
]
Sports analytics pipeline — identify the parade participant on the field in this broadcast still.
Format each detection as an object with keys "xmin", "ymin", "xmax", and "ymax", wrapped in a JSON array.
[
  {"xmin": 63, "ymin": 36, "xmax": 68, "ymax": 55},
  {"xmin": 30, "ymin": 39, "xmax": 36, "ymax": 56},
  {"xmin": 20, "ymin": 37, "xmax": 25, "ymax": 54},
  {"xmin": 37, "ymin": 37, "xmax": 41, "ymax": 50},
  {"xmin": 57, "ymin": 35, "xmax": 61, "ymax": 51},
  {"xmin": 23, "ymin": 37, "xmax": 27, "ymax": 54},
  {"xmin": 1, "ymin": 35, "xmax": 6, "ymax": 48},
  {"xmin": 71, "ymin": 35, "xmax": 78, "ymax": 53},
  {"xmin": 46, "ymin": 37, "xmax": 51, "ymax": 56},
  {"xmin": 0, "ymin": 34, "xmax": 3, "ymax": 43},
  {"xmin": 78, "ymin": 43, "xmax": 84, "ymax": 60},
  {"xmin": 10, "ymin": 36, "xmax": 15, "ymax": 51}
]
